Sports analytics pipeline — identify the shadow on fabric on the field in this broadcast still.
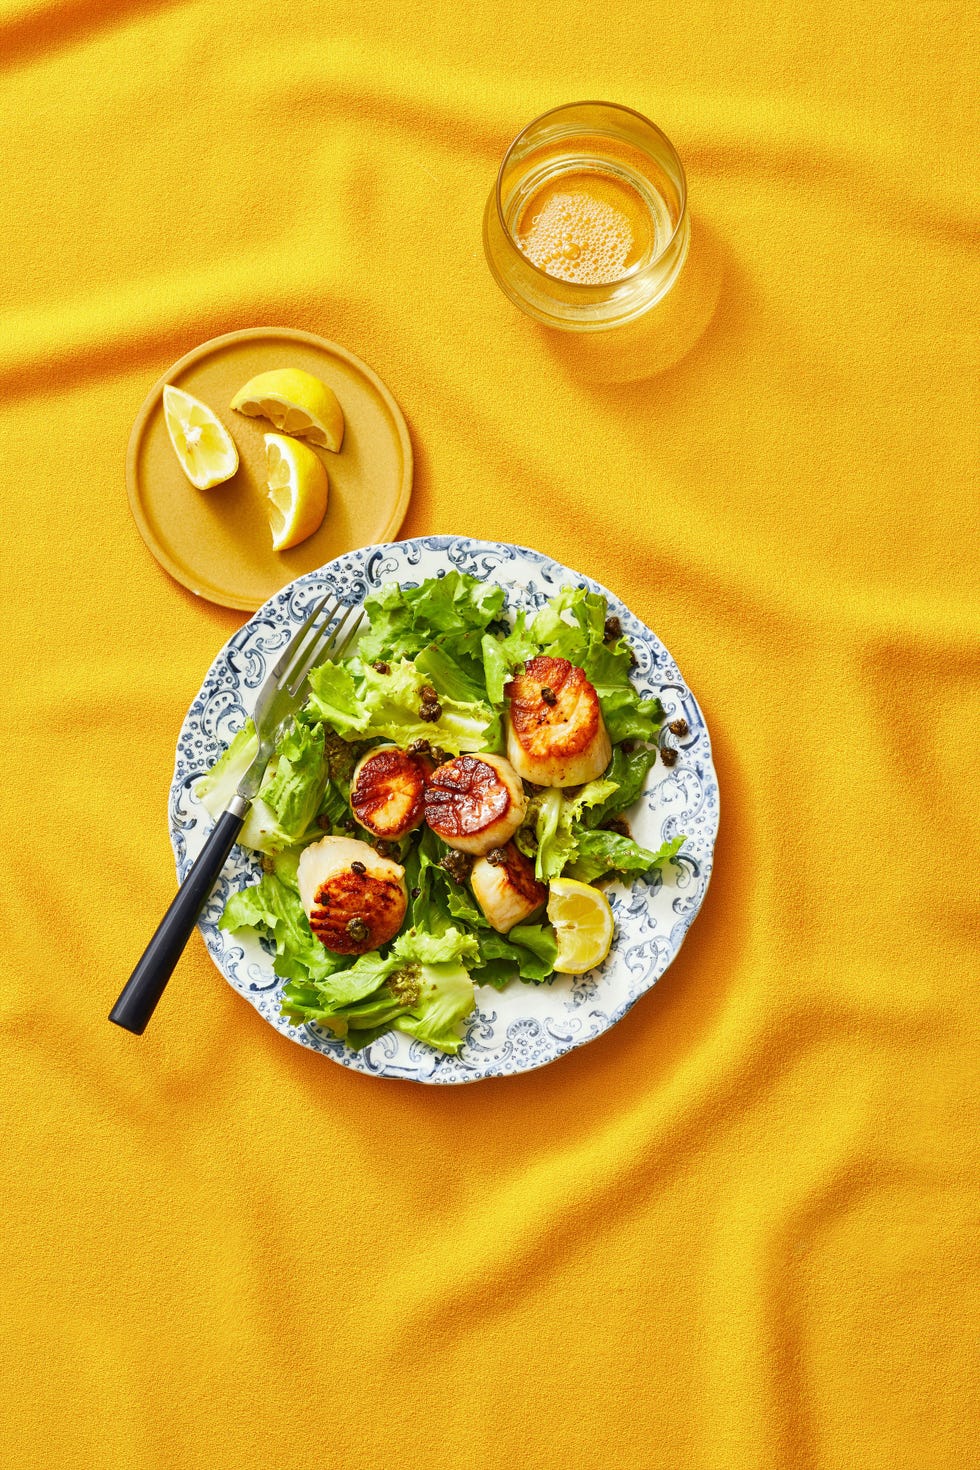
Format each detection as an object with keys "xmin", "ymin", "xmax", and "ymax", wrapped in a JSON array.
[{"xmin": 538, "ymin": 219, "xmax": 727, "ymax": 387}]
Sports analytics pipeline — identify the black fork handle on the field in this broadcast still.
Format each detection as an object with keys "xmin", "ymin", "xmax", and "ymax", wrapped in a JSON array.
[{"xmin": 109, "ymin": 805, "xmax": 246, "ymax": 1035}]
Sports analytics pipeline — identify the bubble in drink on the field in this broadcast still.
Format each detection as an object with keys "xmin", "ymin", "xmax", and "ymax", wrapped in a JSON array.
[{"xmin": 514, "ymin": 169, "xmax": 655, "ymax": 285}]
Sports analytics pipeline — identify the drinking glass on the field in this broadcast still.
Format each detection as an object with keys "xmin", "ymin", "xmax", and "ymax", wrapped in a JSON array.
[{"xmin": 484, "ymin": 101, "xmax": 715, "ymax": 377}]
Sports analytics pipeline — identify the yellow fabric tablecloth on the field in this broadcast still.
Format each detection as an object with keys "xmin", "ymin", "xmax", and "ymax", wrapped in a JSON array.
[{"xmin": 2, "ymin": 3, "xmax": 977, "ymax": 1466}]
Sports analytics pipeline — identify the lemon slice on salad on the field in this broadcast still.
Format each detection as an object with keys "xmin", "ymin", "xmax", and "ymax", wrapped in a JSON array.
[
  {"xmin": 231, "ymin": 368, "xmax": 345, "ymax": 451},
  {"xmin": 263, "ymin": 432, "xmax": 328, "ymax": 551},
  {"xmin": 547, "ymin": 878, "xmax": 615, "ymax": 974},
  {"xmin": 162, "ymin": 385, "xmax": 239, "ymax": 490}
]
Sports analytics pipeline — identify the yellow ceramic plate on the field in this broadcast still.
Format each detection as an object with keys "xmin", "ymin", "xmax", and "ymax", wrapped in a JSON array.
[{"xmin": 127, "ymin": 327, "xmax": 413, "ymax": 610}]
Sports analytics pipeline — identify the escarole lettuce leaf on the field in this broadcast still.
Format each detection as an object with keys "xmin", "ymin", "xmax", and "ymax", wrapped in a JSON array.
[
  {"xmin": 355, "ymin": 570, "xmax": 506, "ymax": 668},
  {"xmin": 404, "ymin": 828, "xmax": 558, "ymax": 985},
  {"xmin": 515, "ymin": 773, "xmax": 686, "ymax": 887},
  {"xmin": 278, "ymin": 924, "xmax": 479, "ymax": 1055},
  {"xmin": 390, "ymin": 959, "xmax": 475, "ymax": 1053},
  {"xmin": 255, "ymin": 718, "xmax": 328, "ymax": 842},
  {"xmin": 413, "ymin": 642, "xmax": 488, "ymax": 705},
  {"xmin": 218, "ymin": 870, "xmax": 349, "ymax": 984},
  {"xmin": 306, "ymin": 657, "xmax": 500, "ymax": 754},
  {"xmin": 518, "ymin": 788, "xmax": 578, "ymax": 883},
  {"xmin": 567, "ymin": 832, "xmax": 686, "ymax": 885},
  {"xmin": 196, "ymin": 718, "xmax": 330, "ymax": 855},
  {"xmin": 578, "ymin": 745, "xmax": 659, "ymax": 828},
  {"xmin": 481, "ymin": 611, "xmax": 539, "ymax": 704},
  {"xmin": 519, "ymin": 780, "xmax": 619, "ymax": 882},
  {"xmin": 473, "ymin": 924, "xmax": 559, "ymax": 988},
  {"xmin": 195, "ymin": 721, "xmax": 257, "ymax": 811}
]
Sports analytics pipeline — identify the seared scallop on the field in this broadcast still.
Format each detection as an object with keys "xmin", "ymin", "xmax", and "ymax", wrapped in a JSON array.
[
  {"xmin": 350, "ymin": 744, "xmax": 429, "ymax": 841},
  {"xmin": 470, "ymin": 843, "xmax": 548, "ymax": 934},
  {"xmin": 423, "ymin": 753, "xmax": 527, "ymax": 856},
  {"xmin": 297, "ymin": 835, "xmax": 407, "ymax": 955},
  {"xmin": 505, "ymin": 655, "xmax": 611, "ymax": 787}
]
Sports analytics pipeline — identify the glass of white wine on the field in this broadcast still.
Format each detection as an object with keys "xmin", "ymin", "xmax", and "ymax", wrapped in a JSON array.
[{"xmin": 484, "ymin": 102, "xmax": 714, "ymax": 377}]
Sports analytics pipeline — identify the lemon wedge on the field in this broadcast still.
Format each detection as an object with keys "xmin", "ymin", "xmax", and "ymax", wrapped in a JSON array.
[
  {"xmin": 547, "ymin": 878, "xmax": 615, "ymax": 975},
  {"xmin": 263, "ymin": 432, "xmax": 328, "ymax": 551},
  {"xmin": 162, "ymin": 385, "xmax": 239, "ymax": 490},
  {"xmin": 231, "ymin": 368, "xmax": 345, "ymax": 452}
]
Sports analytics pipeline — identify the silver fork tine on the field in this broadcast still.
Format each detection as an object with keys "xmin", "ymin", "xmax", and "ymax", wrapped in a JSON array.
[
  {"xmin": 255, "ymin": 596, "xmax": 340, "ymax": 733},
  {"xmin": 290, "ymin": 608, "xmax": 367, "ymax": 705},
  {"xmin": 331, "ymin": 609, "xmax": 364, "ymax": 662},
  {"xmin": 285, "ymin": 602, "xmax": 362, "ymax": 697},
  {"xmin": 270, "ymin": 594, "xmax": 336, "ymax": 679}
]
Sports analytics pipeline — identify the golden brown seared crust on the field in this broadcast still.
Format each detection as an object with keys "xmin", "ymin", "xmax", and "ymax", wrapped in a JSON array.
[
  {"xmin": 505, "ymin": 655, "xmax": 601, "ymax": 759},
  {"xmin": 470, "ymin": 841, "xmax": 548, "ymax": 932},
  {"xmin": 424, "ymin": 755, "xmax": 513, "ymax": 840},
  {"xmin": 495, "ymin": 843, "xmax": 548, "ymax": 909},
  {"xmin": 351, "ymin": 746, "xmax": 429, "ymax": 838},
  {"xmin": 309, "ymin": 870, "xmax": 407, "ymax": 954}
]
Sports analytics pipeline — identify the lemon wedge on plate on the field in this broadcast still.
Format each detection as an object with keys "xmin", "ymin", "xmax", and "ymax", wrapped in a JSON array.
[
  {"xmin": 162, "ymin": 385, "xmax": 239, "ymax": 490},
  {"xmin": 263, "ymin": 432, "xmax": 328, "ymax": 551},
  {"xmin": 547, "ymin": 878, "xmax": 615, "ymax": 975},
  {"xmin": 231, "ymin": 368, "xmax": 345, "ymax": 452}
]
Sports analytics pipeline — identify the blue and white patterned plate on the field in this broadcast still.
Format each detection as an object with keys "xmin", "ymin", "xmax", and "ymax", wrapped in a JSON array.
[{"xmin": 170, "ymin": 537, "xmax": 719, "ymax": 1083}]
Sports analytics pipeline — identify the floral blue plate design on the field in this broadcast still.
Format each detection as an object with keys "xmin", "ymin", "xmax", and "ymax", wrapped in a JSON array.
[{"xmin": 170, "ymin": 537, "xmax": 719, "ymax": 1083}]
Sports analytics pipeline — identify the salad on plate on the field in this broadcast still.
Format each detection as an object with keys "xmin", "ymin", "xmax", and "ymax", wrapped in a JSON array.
[{"xmin": 197, "ymin": 571, "xmax": 684, "ymax": 1055}]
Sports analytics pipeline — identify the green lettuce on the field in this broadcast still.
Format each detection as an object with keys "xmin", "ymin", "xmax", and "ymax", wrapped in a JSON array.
[
  {"xmin": 402, "ymin": 826, "xmax": 455, "ymax": 936},
  {"xmin": 525, "ymin": 788, "xmax": 577, "ymax": 882},
  {"xmin": 413, "ymin": 642, "xmax": 489, "ymax": 705},
  {"xmin": 195, "ymin": 721, "xmax": 258, "ymax": 812},
  {"xmin": 474, "ymin": 924, "xmax": 558, "ymax": 987},
  {"xmin": 595, "ymin": 686, "xmax": 664, "ymax": 745},
  {"xmin": 256, "ymin": 719, "xmax": 327, "ymax": 841},
  {"xmin": 399, "ymin": 828, "xmax": 558, "ymax": 985},
  {"xmin": 314, "ymin": 778, "xmax": 353, "ymax": 835},
  {"xmin": 481, "ymin": 611, "xmax": 539, "ymax": 703},
  {"xmin": 196, "ymin": 718, "xmax": 329, "ymax": 855},
  {"xmin": 568, "ymin": 832, "xmax": 686, "ymax": 885},
  {"xmin": 280, "ymin": 924, "xmax": 479, "ymax": 1055},
  {"xmin": 425, "ymin": 855, "xmax": 557, "ymax": 980},
  {"xmin": 218, "ymin": 872, "xmax": 350, "ymax": 983},
  {"xmin": 307, "ymin": 657, "xmax": 498, "ymax": 754},
  {"xmin": 522, "ymin": 780, "xmax": 618, "ymax": 882},
  {"xmin": 395, "ymin": 925, "xmax": 482, "ymax": 969},
  {"xmin": 566, "ymin": 777, "xmax": 622, "ymax": 823},
  {"xmin": 355, "ymin": 571, "xmax": 506, "ymax": 665},
  {"xmin": 275, "ymin": 981, "xmax": 344, "ymax": 1029},
  {"xmin": 515, "ymin": 768, "xmax": 684, "ymax": 886},
  {"xmin": 392, "ymin": 961, "xmax": 475, "ymax": 1053},
  {"xmin": 527, "ymin": 586, "xmax": 606, "ymax": 659},
  {"xmin": 579, "ymin": 745, "xmax": 659, "ymax": 829}
]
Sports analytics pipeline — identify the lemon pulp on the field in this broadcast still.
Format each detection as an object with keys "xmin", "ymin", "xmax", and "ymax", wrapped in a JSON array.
[
  {"xmin": 263, "ymin": 432, "xmax": 328, "ymax": 552},
  {"xmin": 162, "ymin": 385, "xmax": 239, "ymax": 490},
  {"xmin": 232, "ymin": 369, "xmax": 344, "ymax": 452},
  {"xmin": 547, "ymin": 877, "xmax": 615, "ymax": 974}
]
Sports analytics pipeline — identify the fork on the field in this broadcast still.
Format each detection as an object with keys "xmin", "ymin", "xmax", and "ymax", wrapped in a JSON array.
[{"xmin": 109, "ymin": 594, "xmax": 363, "ymax": 1035}]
